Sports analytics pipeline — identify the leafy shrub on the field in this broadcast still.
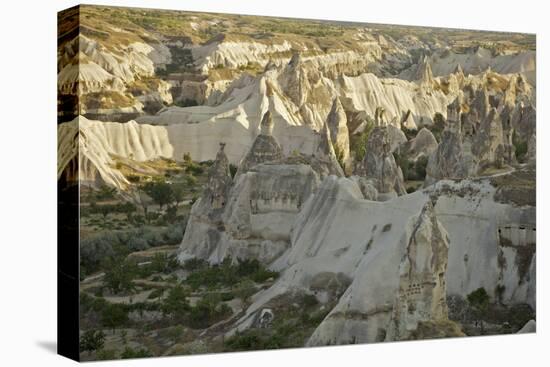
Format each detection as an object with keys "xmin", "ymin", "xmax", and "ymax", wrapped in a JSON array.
[
  {"xmin": 224, "ymin": 330, "xmax": 265, "ymax": 351},
  {"xmin": 142, "ymin": 181, "xmax": 174, "ymax": 210},
  {"xmin": 186, "ymin": 162, "xmax": 204, "ymax": 176},
  {"xmin": 79, "ymin": 330, "xmax": 105, "ymax": 355},
  {"xmin": 147, "ymin": 253, "xmax": 180, "ymax": 275},
  {"xmin": 467, "ymin": 287, "xmax": 490, "ymax": 313},
  {"xmin": 302, "ymin": 294, "xmax": 319, "ymax": 308},
  {"xmin": 162, "ymin": 285, "xmax": 190, "ymax": 320},
  {"xmin": 393, "ymin": 152, "xmax": 428, "ymax": 181},
  {"xmin": 102, "ymin": 256, "xmax": 138, "ymax": 294},
  {"xmin": 127, "ymin": 237, "xmax": 149, "ymax": 252},
  {"xmin": 232, "ymin": 280, "xmax": 256, "ymax": 302},
  {"xmin": 184, "ymin": 258, "xmax": 278, "ymax": 290},
  {"xmin": 120, "ymin": 347, "xmax": 153, "ymax": 359},
  {"xmin": 80, "ymin": 224, "xmax": 185, "ymax": 277},
  {"xmin": 101, "ymin": 303, "xmax": 129, "ymax": 332},
  {"xmin": 187, "ymin": 297, "xmax": 232, "ymax": 329},
  {"xmin": 513, "ymin": 131, "xmax": 528, "ymax": 162},
  {"xmin": 183, "ymin": 258, "xmax": 208, "ymax": 271}
]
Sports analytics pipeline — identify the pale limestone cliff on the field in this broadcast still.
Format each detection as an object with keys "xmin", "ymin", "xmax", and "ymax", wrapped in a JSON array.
[{"xmin": 385, "ymin": 200, "xmax": 451, "ymax": 341}]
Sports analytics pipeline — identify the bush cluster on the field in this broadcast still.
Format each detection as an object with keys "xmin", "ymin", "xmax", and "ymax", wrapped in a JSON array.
[
  {"xmin": 393, "ymin": 152, "xmax": 429, "ymax": 182},
  {"xmin": 183, "ymin": 258, "xmax": 278, "ymax": 291},
  {"xmin": 80, "ymin": 224, "xmax": 184, "ymax": 278}
]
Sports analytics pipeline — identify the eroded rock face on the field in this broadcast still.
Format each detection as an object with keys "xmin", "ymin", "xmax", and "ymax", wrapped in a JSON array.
[
  {"xmin": 349, "ymin": 176, "xmax": 379, "ymax": 200},
  {"xmin": 385, "ymin": 200, "xmax": 450, "ymax": 341},
  {"xmin": 326, "ymin": 98, "xmax": 351, "ymax": 166},
  {"xmin": 511, "ymin": 103, "xmax": 536, "ymax": 145},
  {"xmin": 473, "ymin": 107, "xmax": 507, "ymax": 169},
  {"xmin": 386, "ymin": 125, "xmax": 408, "ymax": 153},
  {"xmin": 425, "ymin": 98, "xmax": 474, "ymax": 186},
  {"xmin": 219, "ymin": 163, "xmax": 320, "ymax": 263},
  {"xmin": 356, "ymin": 126, "xmax": 406, "ymax": 196},
  {"xmin": 527, "ymin": 133, "xmax": 536, "ymax": 162},
  {"xmin": 177, "ymin": 143, "xmax": 233, "ymax": 261},
  {"xmin": 203, "ymin": 143, "xmax": 233, "ymax": 210},
  {"xmin": 236, "ymin": 111, "xmax": 283, "ymax": 176},
  {"xmin": 416, "ymin": 56, "xmax": 436, "ymax": 92},
  {"xmin": 313, "ymin": 121, "xmax": 345, "ymax": 177},
  {"xmin": 403, "ymin": 127, "xmax": 438, "ymax": 161},
  {"xmin": 230, "ymin": 174, "xmax": 534, "ymax": 345},
  {"xmin": 468, "ymin": 87, "xmax": 491, "ymax": 123},
  {"xmin": 179, "ymin": 134, "xmax": 322, "ymax": 265}
]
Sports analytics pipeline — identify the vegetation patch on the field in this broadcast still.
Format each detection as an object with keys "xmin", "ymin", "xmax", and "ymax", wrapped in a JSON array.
[
  {"xmin": 183, "ymin": 258, "xmax": 278, "ymax": 291},
  {"xmin": 223, "ymin": 292, "xmax": 331, "ymax": 352}
]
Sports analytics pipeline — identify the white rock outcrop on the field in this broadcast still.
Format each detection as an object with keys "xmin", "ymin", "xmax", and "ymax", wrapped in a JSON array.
[
  {"xmin": 178, "ymin": 162, "xmax": 320, "ymax": 265},
  {"xmin": 355, "ymin": 126, "xmax": 406, "ymax": 197},
  {"xmin": 235, "ymin": 111, "xmax": 283, "ymax": 177},
  {"xmin": 57, "ymin": 116, "xmax": 174, "ymax": 189},
  {"xmin": 425, "ymin": 98, "xmax": 474, "ymax": 186},
  {"xmin": 231, "ymin": 173, "xmax": 535, "ymax": 344},
  {"xmin": 385, "ymin": 200, "xmax": 450, "ymax": 341},
  {"xmin": 403, "ymin": 127, "xmax": 438, "ymax": 161},
  {"xmin": 326, "ymin": 98, "xmax": 351, "ymax": 167}
]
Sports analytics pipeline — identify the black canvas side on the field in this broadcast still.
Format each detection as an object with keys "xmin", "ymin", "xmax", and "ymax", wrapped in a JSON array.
[
  {"xmin": 57, "ymin": 5, "xmax": 81, "ymax": 362},
  {"xmin": 57, "ymin": 181, "xmax": 80, "ymax": 361}
]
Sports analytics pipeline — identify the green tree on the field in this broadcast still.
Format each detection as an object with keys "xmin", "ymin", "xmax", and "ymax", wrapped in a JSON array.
[
  {"xmin": 233, "ymin": 279, "xmax": 256, "ymax": 302},
  {"xmin": 117, "ymin": 202, "xmax": 137, "ymax": 222},
  {"xmin": 187, "ymin": 296, "xmax": 231, "ymax": 329},
  {"xmin": 512, "ymin": 130, "xmax": 528, "ymax": 162},
  {"xmin": 101, "ymin": 304, "xmax": 128, "ymax": 334},
  {"xmin": 162, "ymin": 284, "xmax": 190, "ymax": 320},
  {"xmin": 79, "ymin": 330, "xmax": 105, "ymax": 355},
  {"xmin": 143, "ymin": 181, "xmax": 174, "ymax": 210},
  {"xmin": 103, "ymin": 257, "xmax": 137, "ymax": 294},
  {"xmin": 393, "ymin": 151, "xmax": 411, "ymax": 180},
  {"xmin": 172, "ymin": 182, "xmax": 186, "ymax": 208},
  {"xmin": 467, "ymin": 287, "xmax": 490, "ymax": 334},
  {"xmin": 90, "ymin": 203, "xmax": 116, "ymax": 226},
  {"xmin": 164, "ymin": 205, "xmax": 178, "ymax": 223}
]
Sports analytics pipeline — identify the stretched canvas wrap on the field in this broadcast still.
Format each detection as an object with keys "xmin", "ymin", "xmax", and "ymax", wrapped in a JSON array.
[{"xmin": 57, "ymin": 4, "xmax": 537, "ymax": 361}]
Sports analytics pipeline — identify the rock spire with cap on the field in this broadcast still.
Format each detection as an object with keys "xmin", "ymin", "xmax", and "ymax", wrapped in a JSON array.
[
  {"xmin": 236, "ymin": 111, "xmax": 283, "ymax": 176},
  {"xmin": 203, "ymin": 142, "xmax": 233, "ymax": 210},
  {"xmin": 260, "ymin": 110, "xmax": 274, "ymax": 136}
]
